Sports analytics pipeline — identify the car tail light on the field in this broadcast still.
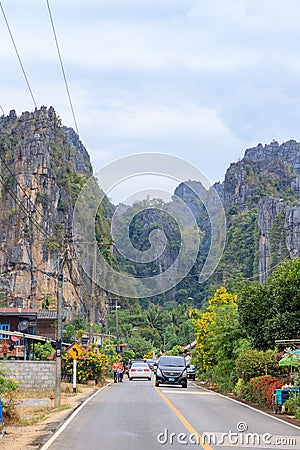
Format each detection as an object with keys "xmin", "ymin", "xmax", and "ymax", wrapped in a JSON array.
[
  {"xmin": 131, "ymin": 369, "xmax": 136, "ymax": 372},
  {"xmin": 144, "ymin": 368, "xmax": 150, "ymax": 372}
]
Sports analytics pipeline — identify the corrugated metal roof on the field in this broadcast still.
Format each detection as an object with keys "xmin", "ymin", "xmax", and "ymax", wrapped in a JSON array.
[{"xmin": 0, "ymin": 308, "xmax": 37, "ymax": 316}]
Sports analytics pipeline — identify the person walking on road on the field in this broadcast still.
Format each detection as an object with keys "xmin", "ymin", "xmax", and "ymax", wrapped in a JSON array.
[
  {"xmin": 118, "ymin": 361, "xmax": 125, "ymax": 382},
  {"xmin": 184, "ymin": 352, "xmax": 191, "ymax": 365},
  {"xmin": 112, "ymin": 360, "xmax": 119, "ymax": 383}
]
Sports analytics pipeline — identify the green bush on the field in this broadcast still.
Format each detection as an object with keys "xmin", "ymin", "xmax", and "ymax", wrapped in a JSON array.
[
  {"xmin": 168, "ymin": 345, "xmax": 184, "ymax": 356},
  {"xmin": 284, "ymin": 397, "xmax": 300, "ymax": 415},
  {"xmin": 235, "ymin": 349, "xmax": 282, "ymax": 381},
  {"xmin": 233, "ymin": 378, "xmax": 249, "ymax": 399},
  {"xmin": 0, "ymin": 366, "xmax": 19, "ymax": 422},
  {"xmin": 32, "ymin": 342, "xmax": 55, "ymax": 361},
  {"xmin": 211, "ymin": 361, "xmax": 237, "ymax": 392}
]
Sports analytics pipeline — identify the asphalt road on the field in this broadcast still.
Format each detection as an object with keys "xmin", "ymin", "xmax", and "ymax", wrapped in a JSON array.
[{"xmin": 43, "ymin": 378, "xmax": 300, "ymax": 450}]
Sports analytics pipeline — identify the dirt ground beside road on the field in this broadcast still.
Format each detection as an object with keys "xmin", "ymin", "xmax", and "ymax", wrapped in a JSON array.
[{"xmin": 0, "ymin": 384, "xmax": 101, "ymax": 450}]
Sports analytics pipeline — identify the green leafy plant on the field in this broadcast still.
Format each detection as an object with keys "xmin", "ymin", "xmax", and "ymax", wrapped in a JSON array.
[
  {"xmin": 32, "ymin": 342, "xmax": 55, "ymax": 361},
  {"xmin": 284, "ymin": 397, "xmax": 300, "ymax": 415},
  {"xmin": 0, "ymin": 366, "xmax": 19, "ymax": 423},
  {"xmin": 238, "ymin": 258, "xmax": 300, "ymax": 350},
  {"xmin": 233, "ymin": 378, "xmax": 249, "ymax": 399},
  {"xmin": 235, "ymin": 349, "xmax": 282, "ymax": 382},
  {"xmin": 192, "ymin": 287, "xmax": 245, "ymax": 389}
]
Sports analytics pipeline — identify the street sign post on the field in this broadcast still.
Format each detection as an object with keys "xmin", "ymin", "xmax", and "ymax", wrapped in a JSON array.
[
  {"xmin": 72, "ymin": 359, "xmax": 77, "ymax": 393},
  {"xmin": 66, "ymin": 343, "xmax": 83, "ymax": 392}
]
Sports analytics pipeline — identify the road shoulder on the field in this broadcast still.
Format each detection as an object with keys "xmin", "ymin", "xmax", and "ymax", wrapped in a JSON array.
[
  {"xmin": 0, "ymin": 384, "xmax": 104, "ymax": 450},
  {"xmin": 193, "ymin": 381, "xmax": 300, "ymax": 429}
]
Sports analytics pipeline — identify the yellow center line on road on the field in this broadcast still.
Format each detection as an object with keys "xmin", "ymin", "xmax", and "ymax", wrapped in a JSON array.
[{"xmin": 154, "ymin": 385, "xmax": 213, "ymax": 450}]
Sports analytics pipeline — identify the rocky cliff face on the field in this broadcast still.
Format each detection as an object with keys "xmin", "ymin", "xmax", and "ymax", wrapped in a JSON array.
[
  {"xmin": 0, "ymin": 106, "xmax": 96, "ymax": 314},
  {"xmin": 171, "ymin": 140, "xmax": 300, "ymax": 292},
  {"xmin": 222, "ymin": 140, "xmax": 300, "ymax": 281},
  {"xmin": 117, "ymin": 140, "xmax": 300, "ymax": 305}
]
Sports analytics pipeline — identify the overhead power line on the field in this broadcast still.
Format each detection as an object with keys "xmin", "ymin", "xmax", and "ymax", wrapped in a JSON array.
[
  {"xmin": 0, "ymin": 172, "xmax": 50, "ymax": 241},
  {"xmin": 0, "ymin": 105, "xmax": 4, "ymax": 115},
  {"xmin": 0, "ymin": 147, "xmax": 52, "ymax": 227},
  {"xmin": 0, "ymin": 147, "xmax": 53, "ymax": 242},
  {"xmin": 46, "ymin": 0, "xmax": 79, "ymax": 135},
  {"xmin": 0, "ymin": 2, "xmax": 37, "ymax": 108}
]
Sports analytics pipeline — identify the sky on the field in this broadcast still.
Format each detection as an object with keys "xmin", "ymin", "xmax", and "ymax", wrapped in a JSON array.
[{"xmin": 1, "ymin": 0, "xmax": 300, "ymax": 202}]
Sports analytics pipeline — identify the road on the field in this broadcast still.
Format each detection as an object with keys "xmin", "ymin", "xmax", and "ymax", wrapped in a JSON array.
[{"xmin": 43, "ymin": 377, "xmax": 300, "ymax": 450}]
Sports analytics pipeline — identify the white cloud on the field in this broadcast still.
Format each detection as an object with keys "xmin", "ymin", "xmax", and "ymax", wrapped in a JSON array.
[{"xmin": 1, "ymin": 0, "xmax": 300, "ymax": 190}]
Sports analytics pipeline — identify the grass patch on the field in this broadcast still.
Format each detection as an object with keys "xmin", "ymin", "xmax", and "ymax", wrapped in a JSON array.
[
  {"xmin": 16, "ymin": 404, "xmax": 71, "ymax": 427},
  {"xmin": 60, "ymin": 382, "xmax": 95, "ymax": 395},
  {"xmin": 6, "ymin": 382, "xmax": 95, "ymax": 427},
  {"xmin": 52, "ymin": 404, "xmax": 71, "ymax": 413},
  {"xmin": 16, "ymin": 382, "xmax": 94, "ymax": 401},
  {"xmin": 17, "ymin": 388, "xmax": 55, "ymax": 399},
  {"xmin": 18, "ymin": 406, "xmax": 50, "ymax": 426}
]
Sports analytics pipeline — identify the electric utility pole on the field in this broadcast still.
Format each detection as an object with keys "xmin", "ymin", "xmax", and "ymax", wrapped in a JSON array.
[
  {"xmin": 55, "ymin": 253, "xmax": 65, "ymax": 408},
  {"xmin": 89, "ymin": 241, "xmax": 97, "ymax": 344},
  {"xmin": 115, "ymin": 299, "xmax": 120, "ymax": 351}
]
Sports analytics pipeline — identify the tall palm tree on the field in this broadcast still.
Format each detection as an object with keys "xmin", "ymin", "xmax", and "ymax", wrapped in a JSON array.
[{"xmin": 145, "ymin": 304, "xmax": 164, "ymax": 331}]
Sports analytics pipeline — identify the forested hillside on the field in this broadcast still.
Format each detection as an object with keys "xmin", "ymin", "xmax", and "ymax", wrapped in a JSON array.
[{"xmin": 121, "ymin": 140, "xmax": 300, "ymax": 307}]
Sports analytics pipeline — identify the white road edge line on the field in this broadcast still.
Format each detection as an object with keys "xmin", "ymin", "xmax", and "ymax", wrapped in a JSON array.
[
  {"xmin": 40, "ymin": 383, "xmax": 111, "ymax": 450},
  {"xmin": 191, "ymin": 382, "xmax": 300, "ymax": 431}
]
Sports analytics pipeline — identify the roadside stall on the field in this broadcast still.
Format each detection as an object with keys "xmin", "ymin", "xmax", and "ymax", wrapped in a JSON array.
[{"xmin": 272, "ymin": 350, "xmax": 300, "ymax": 414}]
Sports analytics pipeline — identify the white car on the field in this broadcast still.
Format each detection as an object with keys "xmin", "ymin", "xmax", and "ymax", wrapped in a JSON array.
[{"xmin": 128, "ymin": 362, "xmax": 152, "ymax": 381}]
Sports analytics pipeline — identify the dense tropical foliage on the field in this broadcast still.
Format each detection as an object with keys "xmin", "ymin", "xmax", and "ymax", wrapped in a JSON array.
[
  {"xmin": 189, "ymin": 257, "xmax": 300, "ymax": 414},
  {"xmin": 238, "ymin": 258, "xmax": 300, "ymax": 349}
]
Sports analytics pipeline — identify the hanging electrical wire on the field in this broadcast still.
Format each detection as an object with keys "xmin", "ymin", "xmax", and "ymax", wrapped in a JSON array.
[
  {"xmin": 0, "ymin": 105, "xmax": 4, "ymax": 115},
  {"xmin": 0, "ymin": 2, "xmax": 85, "ymax": 304},
  {"xmin": 222, "ymin": 254, "xmax": 292, "ymax": 281},
  {"xmin": 46, "ymin": 0, "xmax": 79, "ymax": 135},
  {"xmin": 0, "ymin": 2, "xmax": 37, "ymax": 109},
  {"xmin": 1, "ymin": 257, "xmax": 62, "ymax": 289},
  {"xmin": 0, "ymin": 145, "xmax": 53, "ymax": 226},
  {"xmin": 0, "ymin": 171, "xmax": 50, "ymax": 241}
]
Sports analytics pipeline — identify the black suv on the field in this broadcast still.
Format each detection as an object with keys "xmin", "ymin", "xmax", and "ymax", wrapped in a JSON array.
[{"xmin": 155, "ymin": 356, "xmax": 188, "ymax": 388}]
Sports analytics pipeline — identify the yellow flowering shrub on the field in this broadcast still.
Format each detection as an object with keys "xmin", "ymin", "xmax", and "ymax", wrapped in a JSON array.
[
  {"xmin": 191, "ymin": 287, "xmax": 238, "ymax": 374},
  {"xmin": 62, "ymin": 344, "xmax": 109, "ymax": 384}
]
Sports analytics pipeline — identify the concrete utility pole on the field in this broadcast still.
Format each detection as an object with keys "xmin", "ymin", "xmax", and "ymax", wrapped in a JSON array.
[
  {"xmin": 89, "ymin": 240, "xmax": 97, "ymax": 344},
  {"xmin": 115, "ymin": 299, "xmax": 120, "ymax": 351},
  {"xmin": 55, "ymin": 257, "xmax": 65, "ymax": 408}
]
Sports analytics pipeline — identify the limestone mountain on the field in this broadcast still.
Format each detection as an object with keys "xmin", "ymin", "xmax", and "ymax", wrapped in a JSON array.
[
  {"xmin": 118, "ymin": 139, "xmax": 300, "ymax": 307},
  {"xmin": 0, "ymin": 106, "xmax": 112, "ymax": 317},
  {"xmin": 175, "ymin": 139, "xmax": 300, "ymax": 303}
]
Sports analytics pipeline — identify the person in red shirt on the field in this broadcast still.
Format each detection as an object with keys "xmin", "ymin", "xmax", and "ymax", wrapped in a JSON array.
[
  {"xmin": 112, "ymin": 360, "xmax": 119, "ymax": 383},
  {"xmin": 118, "ymin": 361, "xmax": 125, "ymax": 382}
]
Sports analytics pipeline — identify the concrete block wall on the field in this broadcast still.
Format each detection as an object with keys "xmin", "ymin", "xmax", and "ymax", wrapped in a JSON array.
[{"xmin": 0, "ymin": 361, "xmax": 56, "ymax": 389}]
